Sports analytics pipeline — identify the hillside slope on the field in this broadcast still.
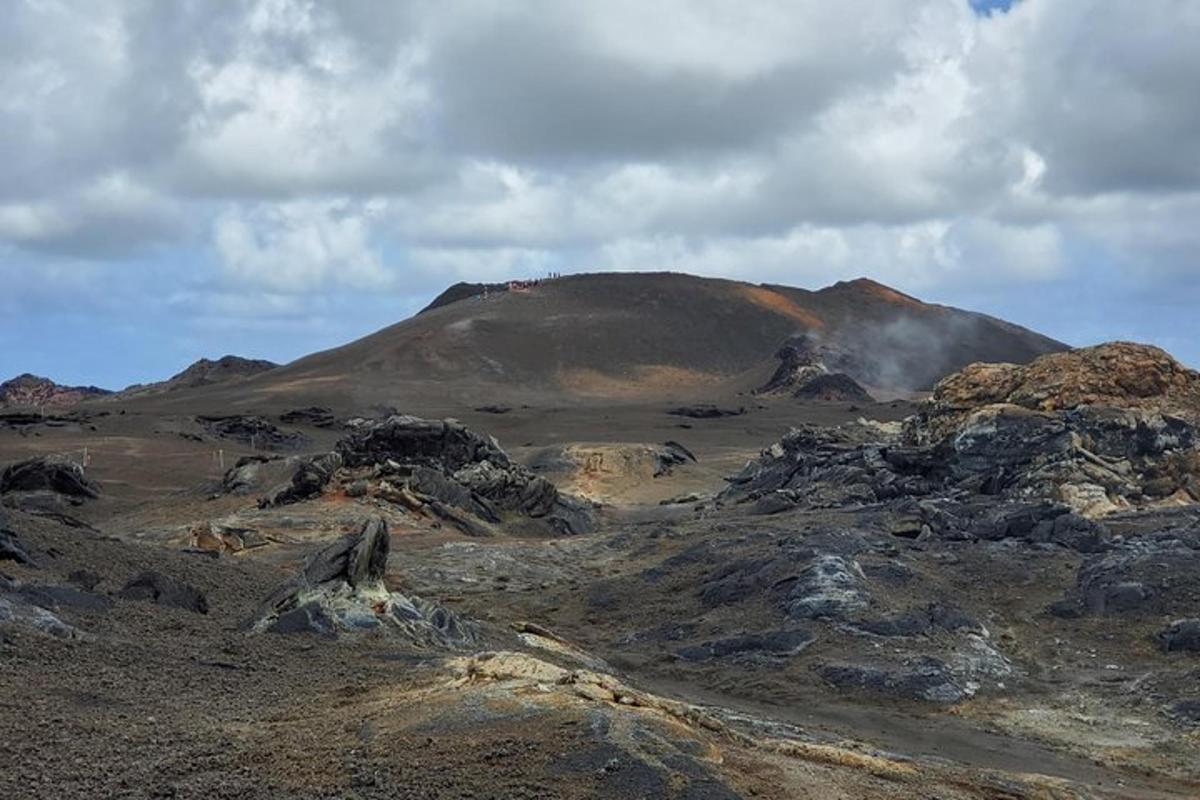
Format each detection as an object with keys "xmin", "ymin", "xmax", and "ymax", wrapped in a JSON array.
[{"xmin": 130, "ymin": 272, "xmax": 1065, "ymax": 411}]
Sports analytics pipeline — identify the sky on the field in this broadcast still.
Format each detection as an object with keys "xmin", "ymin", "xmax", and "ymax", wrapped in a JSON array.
[{"xmin": 2, "ymin": 0, "xmax": 1199, "ymax": 388}]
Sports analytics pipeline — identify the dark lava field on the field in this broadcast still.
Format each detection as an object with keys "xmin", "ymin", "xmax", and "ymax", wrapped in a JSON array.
[{"xmin": 3, "ymin": 274, "xmax": 1199, "ymax": 799}]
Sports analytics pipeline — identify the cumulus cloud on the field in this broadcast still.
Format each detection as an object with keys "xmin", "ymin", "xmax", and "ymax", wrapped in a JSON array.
[
  {"xmin": 213, "ymin": 199, "xmax": 392, "ymax": 292},
  {"xmin": 419, "ymin": 1, "xmax": 918, "ymax": 161},
  {"xmin": 174, "ymin": 2, "xmax": 437, "ymax": 197},
  {"xmin": 590, "ymin": 217, "xmax": 1063, "ymax": 292},
  {"xmin": 972, "ymin": 3, "xmax": 1200, "ymax": 195},
  {"xmin": 0, "ymin": 172, "xmax": 184, "ymax": 258}
]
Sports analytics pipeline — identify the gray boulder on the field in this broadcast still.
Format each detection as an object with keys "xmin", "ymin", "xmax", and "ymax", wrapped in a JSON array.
[
  {"xmin": 118, "ymin": 571, "xmax": 209, "ymax": 614},
  {"xmin": 233, "ymin": 415, "xmax": 593, "ymax": 535},
  {"xmin": 0, "ymin": 510, "xmax": 31, "ymax": 565},
  {"xmin": 18, "ymin": 583, "xmax": 111, "ymax": 612},
  {"xmin": 718, "ymin": 424, "xmax": 939, "ymax": 513},
  {"xmin": 0, "ymin": 594, "xmax": 84, "ymax": 639},
  {"xmin": 0, "ymin": 530, "xmax": 28, "ymax": 565},
  {"xmin": 1048, "ymin": 535, "xmax": 1200, "ymax": 617},
  {"xmin": 1160, "ymin": 619, "xmax": 1200, "ymax": 653},
  {"xmin": 1168, "ymin": 699, "xmax": 1200, "ymax": 726},
  {"xmin": 779, "ymin": 555, "xmax": 871, "ymax": 621},
  {"xmin": 220, "ymin": 455, "xmax": 281, "ymax": 495},
  {"xmin": 654, "ymin": 441, "xmax": 697, "ymax": 477},
  {"xmin": 258, "ymin": 452, "xmax": 343, "ymax": 508},
  {"xmin": 851, "ymin": 603, "xmax": 980, "ymax": 638},
  {"xmin": 406, "ymin": 465, "xmax": 499, "ymax": 522},
  {"xmin": 936, "ymin": 406, "xmax": 1200, "ymax": 512},
  {"xmin": 728, "ymin": 402, "xmax": 1200, "ymax": 519},
  {"xmin": 0, "ymin": 575, "xmax": 95, "ymax": 637},
  {"xmin": 676, "ymin": 629, "xmax": 815, "ymax": 662},
  {"xmin": 0, "ymin": 456, "xmax": 100, "ymax": 500},
  {"xmin": 818, "ymin": 658, "xmax": 967, "ymax": 704},
  {"xmin": 1045, "ymin": 513, "xmax": 1111, "ymax": 553}
]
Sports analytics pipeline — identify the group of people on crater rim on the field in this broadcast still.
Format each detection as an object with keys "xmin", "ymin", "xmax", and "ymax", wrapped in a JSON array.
[
  {"xmin": 506, "ymin": 279, "xmax": 541, "ymax": 291},
  {"xmin": 508, "ymin": 272, "xmax": 562, "ymax": 291},
  {"xmin": 480, "ymin": 273, "xmax": 564, "ymax": 300}
]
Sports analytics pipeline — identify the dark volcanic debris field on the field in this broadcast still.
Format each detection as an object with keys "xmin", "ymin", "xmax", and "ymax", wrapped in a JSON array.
[{"xmin": 3, "ymin": 280, "xmax": 1200, "ymax": 799}]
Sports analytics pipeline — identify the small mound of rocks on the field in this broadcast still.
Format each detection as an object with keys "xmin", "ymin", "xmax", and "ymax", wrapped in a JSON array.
[
  {"xmin": 197, "ymin": 415, "xmax": 309, "ymax": 451},
  {"xmin": 279, "ymin": 406, "xmax": 339, "ymax": 429},
  {"xmin": 243, "ymin": 415, "xmax": 592, "ymax": 536},
  {"xmin": 793, "ymin": 373, "xmax": 874, "ymax": 403},
  {"xmin": 755, "ymin": 335, "xmax": 874, "ymax": 402}
]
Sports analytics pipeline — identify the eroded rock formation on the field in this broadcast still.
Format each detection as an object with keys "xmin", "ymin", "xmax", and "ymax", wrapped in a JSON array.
[
  {"xmin": 248, "ymin": 517, "xmax": 474, "ymax": 644},
  {"xmin": 727, "ymin": 343, "xmax": 1200, "ymax": 519},
  {"xmin": 911, "ymin": 342, "xmax": 1200, "ymax": 444}
]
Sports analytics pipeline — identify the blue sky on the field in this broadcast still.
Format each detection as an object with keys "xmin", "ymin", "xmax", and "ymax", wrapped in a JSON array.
[
  {"xmin": 2, "ymin": 0, "xmax": 1198, "ymax": 388},
  {"xmin": 969, "ymin": 0, "xmax": 1016, "ymax": 15}
]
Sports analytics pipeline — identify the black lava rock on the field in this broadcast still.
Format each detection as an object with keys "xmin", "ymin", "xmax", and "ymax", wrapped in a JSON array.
[
  {"xmin": 676, "ymin": 629, "xmax": 814, "ymax": 662},
  {"xmin": 118, "ymin": 571, "xmax": 209, "ymax": 614},
  {"xmin": 197, "ymin": 415, "xmax": 309, "ymax": 451},
  {"xmin": 0, "ymin": 456, "xmax": 100, "ymax": 500},
  {"xmin": 1160, "ymin": 619, "xmax": 1200, "ymax": 653},
  {"xmin": 19, "ymin": 584, "xmax": 112, "ymax": 612},
  {"xmin": 0, "ymin": 518, "xmax": 31, "ymax": 565},
  {"xmin": 666, "ymin": 405, "xmax": 745, "ymax": 419},
  {"xmin": 279, "ymin": 406, "xmax": 339, "ymax": 428}
]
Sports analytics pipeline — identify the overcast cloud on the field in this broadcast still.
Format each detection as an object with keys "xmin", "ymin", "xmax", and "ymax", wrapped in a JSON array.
[{"xmin": 2, "ymin": 0, "xmax": 1198, "ymax": 387}]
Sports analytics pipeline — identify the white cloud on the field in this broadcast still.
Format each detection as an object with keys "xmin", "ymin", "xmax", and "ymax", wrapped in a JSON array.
[
  {"xmin": 0, "ymin": 171, "xmax": 182, "ymax": 257},
  {"xmin": 0, "ymin": 202, "xmax": 67, "ymax": 242},
  {"xmin": 176, "ymin": 5, "xmax": 435, "ymax": 196},
  {"xmin": 406, "ymin": 245, "xmax": 558, "ymax": 283},
  {"xmin": 213, "ymin": 199, "xmax": 391, "ymax": 292},
  {"xmin": 0, "ymin": 0, "xmax": 1196, "ymax": 326},
  {"xmin": 590, "ymin": 217, "xmax": 1063, "ymax": 290}
]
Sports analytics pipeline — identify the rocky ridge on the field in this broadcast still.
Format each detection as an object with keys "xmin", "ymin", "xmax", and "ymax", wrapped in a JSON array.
[
  {"xmin": 0, "ymin": 374, "xmax": 111, "ymax": 408},
  {"xmin": 119, "ymin": 355, "xmax": 278, "ymax": 397}
]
